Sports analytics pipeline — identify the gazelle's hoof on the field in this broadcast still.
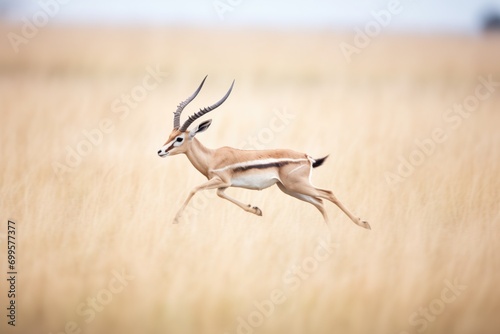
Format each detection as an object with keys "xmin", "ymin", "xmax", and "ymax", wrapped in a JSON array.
[
  {"xmin": 247, "ymin": 204, "xmax": 262, "ymax": 216},
  {"xmin": 253, "ymin": 206, "xmax": 262, "ymax": 216},
  {"xmin": 362, "ymin": 220, "xmax": 371, "ymax": 230},
  {"xmin": 173, "ymin": 216, "xmax": 181, "ymax": 224}
]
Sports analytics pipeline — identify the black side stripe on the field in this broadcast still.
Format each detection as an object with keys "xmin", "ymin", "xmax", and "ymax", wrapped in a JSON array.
[
  {"xmin": 233, "ymin": 161, "xmax": 304, "ymax": 172},
  {"xmin": 233, "ymin": 161, "xmax": 294, "ymax": 172}
]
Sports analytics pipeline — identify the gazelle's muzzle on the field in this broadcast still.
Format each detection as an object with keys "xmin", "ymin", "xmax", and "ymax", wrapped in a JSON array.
[
  {"xmin": 157, "ymin": 149, "xmax": 169, "ymax": 157},
  {"xmin": 157, "ymin": 144, "xmax": 173, "ymax": 157}
]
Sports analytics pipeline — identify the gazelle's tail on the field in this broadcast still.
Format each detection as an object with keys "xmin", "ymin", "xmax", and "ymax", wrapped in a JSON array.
[{"xmin": 312, "ymin": 155, "xmax": 329, "ymax": 168}]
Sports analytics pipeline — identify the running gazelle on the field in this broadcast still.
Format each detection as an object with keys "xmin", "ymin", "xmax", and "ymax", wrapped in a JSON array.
[{"xmin": 158, "ymin": 76, "xmax": 370, "ymax": 229}]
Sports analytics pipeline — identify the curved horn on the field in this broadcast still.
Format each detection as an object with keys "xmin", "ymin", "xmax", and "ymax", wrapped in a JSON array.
[
  {"xmin": 180, "ymin": 80, "xmax": 235, "ymax": 132},
  {"xmin": 173, "ymin": 75, "xmax": 207, "ymax": 129}
]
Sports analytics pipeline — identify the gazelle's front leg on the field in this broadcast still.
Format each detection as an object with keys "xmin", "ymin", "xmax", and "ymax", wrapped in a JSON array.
[
  {"xmin": 217, "ymin": 188, "xmax": 263, "ymax": 216},
  {"xmin": 173, "ymin": 177, "xmax": 229, "ymax": 224}
]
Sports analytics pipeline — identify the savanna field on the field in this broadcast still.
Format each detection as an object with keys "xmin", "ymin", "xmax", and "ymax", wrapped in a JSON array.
[{"xmin": 0, "ymin": 26, "xmax": 499, "ymax": 334}]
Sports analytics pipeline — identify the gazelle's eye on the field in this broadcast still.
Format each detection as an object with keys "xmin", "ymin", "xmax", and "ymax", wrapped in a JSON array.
[{"xmin": 176, "ymin": 137, "xmax": 183, "ymax": 142}]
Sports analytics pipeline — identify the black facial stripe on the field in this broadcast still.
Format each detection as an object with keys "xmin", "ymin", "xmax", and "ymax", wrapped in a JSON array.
[{"xmin": 233, "ymin": 161, "xmax": 291, "ymax": 172}]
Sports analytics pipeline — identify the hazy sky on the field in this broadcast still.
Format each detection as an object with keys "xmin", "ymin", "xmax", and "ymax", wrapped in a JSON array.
[{"xmin": 3, "ymin": 0, "xmax": 500, "ymax": 33}]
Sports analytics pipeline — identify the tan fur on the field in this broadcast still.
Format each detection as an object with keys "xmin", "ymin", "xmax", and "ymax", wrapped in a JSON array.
[{"xmin": 160, "ymin": 130, "xmax": 370, "ymax": 230}]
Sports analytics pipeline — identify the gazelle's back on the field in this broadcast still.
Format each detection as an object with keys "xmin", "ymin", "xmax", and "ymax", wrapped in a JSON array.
[{"xmin": 211, "ymin": 146, "xmax": 310, "ymax": 170}]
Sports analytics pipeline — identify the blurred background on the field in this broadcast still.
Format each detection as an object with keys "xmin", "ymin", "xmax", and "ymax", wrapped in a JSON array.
[
  {"xmin": 1, "ymin": 0, "xmax": 500, "ymax": 32},
  {"xmin": 1, "ymin": 1, "xmax": 500, "ymax": 334}
]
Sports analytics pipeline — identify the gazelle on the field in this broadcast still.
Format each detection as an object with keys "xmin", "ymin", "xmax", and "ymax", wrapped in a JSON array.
[{"xmin": 158, "ymin": 76, "xmax": 370, "ymax": 230}]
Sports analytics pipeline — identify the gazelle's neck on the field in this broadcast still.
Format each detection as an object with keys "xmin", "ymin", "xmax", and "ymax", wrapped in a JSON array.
[{"xmin": 185, "ymin": 138, "xmax": 214, "ymax": 178}]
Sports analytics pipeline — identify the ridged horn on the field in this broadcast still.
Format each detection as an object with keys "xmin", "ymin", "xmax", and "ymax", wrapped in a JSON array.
[
  {"xmin": 179, "ymin": 80, "xmax": 235, "ymax": 132},
  {"xmin": 173, "ymin": 75, "xmax": 207, "ymax": 129}
]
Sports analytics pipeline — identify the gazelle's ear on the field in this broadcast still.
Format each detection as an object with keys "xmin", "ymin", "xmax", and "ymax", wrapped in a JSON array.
[{"xmin": 189, "ymin": 119, "xmax": 212, "ymax": 138}]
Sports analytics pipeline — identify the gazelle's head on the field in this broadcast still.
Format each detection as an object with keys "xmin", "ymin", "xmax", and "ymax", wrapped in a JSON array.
[{"xmin": 158, "ymin": 76, "xmax": 234, "ymax": 158}]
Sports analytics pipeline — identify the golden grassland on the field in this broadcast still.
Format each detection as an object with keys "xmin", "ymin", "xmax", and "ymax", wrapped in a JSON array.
[{"xmin": 0, "ymin": 26, "xmax": 500, "ymax": 334}]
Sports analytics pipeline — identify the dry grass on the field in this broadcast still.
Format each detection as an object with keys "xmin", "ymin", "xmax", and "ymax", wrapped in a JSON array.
[{"xmin": 0, "ymin": 26, "xmax": 499, "ymax": 334}]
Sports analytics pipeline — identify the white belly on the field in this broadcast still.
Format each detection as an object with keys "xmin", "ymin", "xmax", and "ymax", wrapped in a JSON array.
[{"xmin": 231, "ymin": 173, "xmax": 279, "ymax": 190}]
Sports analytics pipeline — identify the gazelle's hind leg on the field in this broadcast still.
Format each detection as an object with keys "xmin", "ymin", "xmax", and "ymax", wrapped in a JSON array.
[
  {"xmin": 276, "ymin": 182, "xmax": 328, "ymax": 223},
  {"xmin": 279, "ymin": 170, "xmax": 370, "ymax": 229},
  {"xmin": 314, "ymin": 187, "xmax": 370, "ymax": 229}
]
